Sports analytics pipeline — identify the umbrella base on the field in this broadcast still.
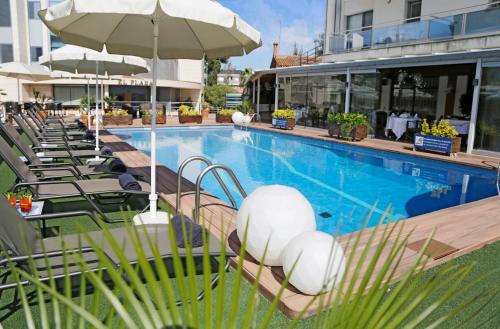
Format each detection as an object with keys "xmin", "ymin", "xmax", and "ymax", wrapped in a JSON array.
[{"xmin": 133, "ymin": 211, "xmax": 170, "ymax": 225}]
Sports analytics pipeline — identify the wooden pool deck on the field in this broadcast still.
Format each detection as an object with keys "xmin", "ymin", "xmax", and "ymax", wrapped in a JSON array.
[{"xmin": 101, "ymin": 125, "xmax": 500, "ymax": 319}]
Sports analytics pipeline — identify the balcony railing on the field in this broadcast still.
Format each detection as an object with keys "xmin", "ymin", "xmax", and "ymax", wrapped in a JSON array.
[{"xmin": 329, "ymin": 6, "xmax": 500, "ymax": 53}]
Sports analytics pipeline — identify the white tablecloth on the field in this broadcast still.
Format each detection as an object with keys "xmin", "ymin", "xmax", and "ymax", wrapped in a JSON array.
[
  {"xmin": 447, "ymin": 119, "xmax": 470, "ymax": 135},
  {"xmin": 385, "ymin": 117, "xmax": 421, "ymax": 140}
]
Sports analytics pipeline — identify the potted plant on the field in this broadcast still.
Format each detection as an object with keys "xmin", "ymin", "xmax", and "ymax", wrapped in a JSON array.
[
  {"xmin": 79, "ymin": 95, "xmax": 96, "ymax": 125},
  {"xmin": 103, "ymin": 95, "xmax": 117, "ymax": 114},
  {"xmin": 103, "ymin": 109, "xmax": 133, "ymax": 126},
  {"xmin": 216, "ymin": 109, "xmax": 236, "ymax": 123},
  {"xmin": 142, "ymin": 109, "xmax": 166, "ymax": 125},
  {"xmin": 202, "ymin": 101, "xmax": 211, "ymax": 120},
  {"xmin": 328, "ymin": 112, "xmax": 368, "ymax": 141},
  {"xmin": 414, "ymin": 119, "xmax": 461, "ymax": 155},
  {"xmin": 178, "ymin": 105, "xmax": 202, "ymax": 124},
  {"xmin": 18, "ymin": 191, "xmax": 33, "ymax": 213},
  {"xmin": 4, "ymin": 192, "xmax": 17, "ymax": 208},
  {"xmin": 33, "ymin": 89, "xmax": 53, "ymax": 119},
  {"xmin": 272, "ymin": 109, "xmax": 296, "ymax": 130}
]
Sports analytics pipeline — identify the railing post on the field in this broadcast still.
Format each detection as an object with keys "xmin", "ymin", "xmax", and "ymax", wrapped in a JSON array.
[{"xmin": 467, "ymin": 58, "xmax": 482, "ymax": 154}]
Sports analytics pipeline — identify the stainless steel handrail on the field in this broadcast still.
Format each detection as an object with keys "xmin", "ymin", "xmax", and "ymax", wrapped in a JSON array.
[
  {"xmin": 176, "ymin": 156, "xmax": 237, "ymax": 212},
  {"xmin": 194, "ymin": 164, "xmax": 247, "ymax": 224},
  {"xmin": 496, "ymin": 163, "xmax": 500, "ymax": 195}
]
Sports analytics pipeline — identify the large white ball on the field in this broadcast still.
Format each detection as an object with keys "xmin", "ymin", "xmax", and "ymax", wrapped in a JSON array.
[
  {"xmin": 232, "ymin": 111, "xmax": 245, "ymax": 124},
  {"xmin": 282, "ymin": 231, "xmax": 346, "ymax": 295},
  {"xmin": 236, "ymin": 185, "xmax": 316, "ymax": 266}
]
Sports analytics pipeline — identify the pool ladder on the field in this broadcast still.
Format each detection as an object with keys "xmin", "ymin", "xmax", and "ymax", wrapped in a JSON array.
[{"xmin": 176, "ymin": 156, "xmax": 247, "ymax": 223}]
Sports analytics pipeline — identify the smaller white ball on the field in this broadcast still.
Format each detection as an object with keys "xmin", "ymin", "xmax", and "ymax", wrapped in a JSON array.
[
  {"xmin": 242, "ymin": 114, "xmax": 252, "ymax": 124},
  {"xmin": 232, "ymin": 111, "xmax": 245, "ymax": 124},
  {"xmin": 232, "ymin": 129, "xmax": 250, "ymax": 142},
  {"xmin": 282, "ymin": 231, "xmax": 346, "ymax": 295},
  {"xmin": 236, "ymin": 185, "xmax": 316, "ymax": 266}
]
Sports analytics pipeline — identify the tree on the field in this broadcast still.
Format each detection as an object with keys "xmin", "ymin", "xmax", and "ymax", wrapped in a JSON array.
[
  {"xmin": 205, "ymin": 57, "xmax": 228, "ymax": 86},
  {"xmin": 292, "ymin": 42, "xmax": 303, "ymax": 56},
  {"xmin": 239, "ymin": 68, "xmax": 253, "ymax": 86},
  {"xmin": 204, "ymin": 84, "xmax": 237, "ymax": 108}
]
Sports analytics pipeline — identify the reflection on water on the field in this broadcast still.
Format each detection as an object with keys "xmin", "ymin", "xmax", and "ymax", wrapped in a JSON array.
[{"xmin": 113, "ymin": 127, "xmax": 497, "ymax": 235}]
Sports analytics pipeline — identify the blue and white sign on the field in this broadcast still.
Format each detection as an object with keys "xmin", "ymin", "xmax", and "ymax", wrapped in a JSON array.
[
  {"xmin": 272, "ymin": 118, "xmax": 288, "ymax": 129},
  {"xmin": 414, "ymin": 134, "xmax": 452, "ymax": 154}
]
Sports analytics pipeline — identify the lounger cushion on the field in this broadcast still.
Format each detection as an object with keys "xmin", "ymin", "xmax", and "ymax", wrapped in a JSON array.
[
  {"xmin": 42, "ymin": 150, "xmax": 101, "ymax": 158},
  {"xmin": 36, "ymin": 178, "xmax": 151, "ymax": 198}
]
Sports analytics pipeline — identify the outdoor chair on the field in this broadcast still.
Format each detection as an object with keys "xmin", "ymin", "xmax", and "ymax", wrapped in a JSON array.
[
  {"xmin": 12, "ymin": 114, "xmax": 101, "ymax": 156},
  {"xmin": 27, "ymin": 106, "xmax": 78, "ymax": 130},
  {"xmin": 0, "ymin": 137, "xmax": 150, "ymax": 223},
  {"xmin": 0, "ymin": 196, "xmax": 234, "ymax": 305},
  {"xmin": 25, "ymin": 111, "xmax": 85, "ymax": 139},
  {"xmin": 1, "ymin": 123, "xmax": 139, "ymax": 180}
]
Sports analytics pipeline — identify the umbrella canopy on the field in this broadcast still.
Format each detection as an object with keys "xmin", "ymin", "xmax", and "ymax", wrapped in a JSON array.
[
  {"xmin": 39, "ymin": 0, "xmax": 261, "ymax": 224},
  {"xmin": 39, "ymin": 45, "xmax": 149, "ymax": 75},
  {"xmin": 39, "ymin": 0, "xmax": 261, "ymax": 59},
  {"xmin": 0, "ymin": 62, "xmax": 52, "ymax": 103},
  {"xmin": 0, "ymin": 62, "xmax": 51, "ymax": 80},
  {"xmin": 40, "ymin": 45, "xmax": 149, "ymax": 157}
]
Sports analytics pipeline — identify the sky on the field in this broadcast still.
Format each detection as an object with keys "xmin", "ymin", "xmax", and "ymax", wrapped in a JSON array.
[{"xmin": 218, "ymin": 0, "xmax": 326, "ymax": 71}]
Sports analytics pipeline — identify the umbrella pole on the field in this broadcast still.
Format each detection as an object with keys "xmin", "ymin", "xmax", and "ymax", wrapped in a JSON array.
[
  {"xmin": 150, "ymin": 19, "xmax": 159, "ymax": 219},
  {"xmin": 87, "ymin": 78, "xmax": 91, "ymax": 127},
  {"xmin": 95, "ymin": 62, "xmax": 100, "ymax": 157}
]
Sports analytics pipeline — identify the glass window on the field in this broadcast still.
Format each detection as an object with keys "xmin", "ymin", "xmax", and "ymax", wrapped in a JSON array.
[
  {"xmin": 346, "ymin": 11, "xmax": 373, "ymax": 32},
  {"xmin": 475, "ymin": 67, "xmax": 500, "ymax": 153},
  {"xmin": 0, "ymin": 44, "xmax": 13, "ymax": 63},
  {"xmin": 290, "ymin": 76, "xmax": 308, "ymax": 109},
  {"xmin": 406, "ymin": 0, "xmax": 422, "ymax": 23},
  {"xmin": 350, "ymin": 74, "xmax": 380, "ymax": 117},
  {"xmin": 325, "ymin": 74, "xmax": 346, "ymax": 113},
  {"xmin": 28, "ymin": 1, "xmax": 41, "ymax": 20},
  {"xmin": 30, "ymin": 47, "xmax": 43, "ymax": 62},
  {"xmin": 50, "ymin": 34, "xmax": 64, "ymax": 50},
  {"xmin": 54, "ymin": 85, "xmax": 97, "ymax": 106},
  {"xmin": 0, "ymin": 0, "xmax": 11, "ymax": 26}
]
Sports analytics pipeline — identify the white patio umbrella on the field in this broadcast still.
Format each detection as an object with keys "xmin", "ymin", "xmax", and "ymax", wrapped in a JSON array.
[
  {"xmin": 39, "ymin": 45, "xmax": 149, "ymax": 159},
  {"xmin": 0, "ymin": 62, "xmax": 51, "ymax": 103},
  {"xmin": 39, "ymin": 0, "xmax": 261, "ymax": 224}
]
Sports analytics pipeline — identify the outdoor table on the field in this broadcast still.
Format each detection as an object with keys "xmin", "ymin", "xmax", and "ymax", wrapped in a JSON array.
[
  {"xmin": 385, "ymin": 116, "xmax": 421, "ymax": 140},
  {"xmin": 16, "ymin": 201, "xmax": 57, "ymax": 237},
  {"xmin": 447, "ymin": 119, "xmax": 470, "ymax": 135}
]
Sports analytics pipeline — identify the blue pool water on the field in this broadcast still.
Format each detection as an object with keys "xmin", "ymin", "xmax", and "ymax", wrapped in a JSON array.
[{"xmin": 110, "ymin": 126, "xmax": 498, "ymax": 235}]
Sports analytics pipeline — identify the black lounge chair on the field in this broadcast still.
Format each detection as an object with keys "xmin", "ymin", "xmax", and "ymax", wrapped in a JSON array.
[
  {"xmin": 0, "ymin": 122, "xmax": 139, "ymax": 180},
  {"xmin": 0, "ymin": 196, "xmax": 234, "ymax": 303},
  {"xmin": 0, "ymin": 136, "xmax": 150, "ymax": 223}
]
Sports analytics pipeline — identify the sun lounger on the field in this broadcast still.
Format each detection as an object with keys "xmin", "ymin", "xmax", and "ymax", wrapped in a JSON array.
[
  {"xmin": 0, "ymin": 196, "xmax": 234, "ymax": 303},
  {"xmin": 0, "ymin": 137, "xmax": 150, "ymax": 222},
  {"xmin": 0, "ymin": 123, "xmax": 140, "ymax": 179}
]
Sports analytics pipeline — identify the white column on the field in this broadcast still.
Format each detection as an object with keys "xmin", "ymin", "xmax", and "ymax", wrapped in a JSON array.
[
  {"xmin": 274, "ymin": 74, "xmax": 279, "ymax": 111},
  {"xmin": 94, "ymin": 62, "xmax": 100, "ymax": 154},
  {"xmin": 257, "ymin": 78, "xmax": 261, "ymax": 119},
  {"xmin": 344, "ymin": 68, "xmax": 351, "ymax": 113},
  {"xmin": 87, "ymin": 78, "xmax": 90, "ymax": 127},
  {"xmin": 252, "ymin": 80, "xmax": 256, "ymax": 105},
  {"xmin": 467, "ymin": 59, "xmax": 482, "ymax": 154}
]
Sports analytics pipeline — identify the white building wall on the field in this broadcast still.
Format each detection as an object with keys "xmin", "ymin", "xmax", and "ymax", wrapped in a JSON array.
[{"xmin": 177, "ymin": 59, "xmax": 203, "ymax": 83}]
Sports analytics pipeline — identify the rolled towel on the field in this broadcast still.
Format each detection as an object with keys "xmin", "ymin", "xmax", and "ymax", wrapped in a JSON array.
[
  {"xmin": 85, "ymin": 129, "xmax": 95, "ymax": 140},
  {"xmin": 118, "ymin": 173, "xmax": 142, "ymax": 191},
  {"xmin": 77, "ymin": 121, "xmax": 85, "ymax": 129},
  {"xmin": 108, "ymin": 158, "xmax": 127, "ymax": 173},
  {"xmin": 172, "ymin": 214, "xmax": 204, "ymax": 248},
  {"xmin": 101, "ymin": 146, "xmax": 113, "ymax": 156}
]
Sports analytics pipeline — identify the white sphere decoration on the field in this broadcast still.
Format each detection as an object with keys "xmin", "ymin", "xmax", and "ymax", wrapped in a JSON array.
[
  {"xmin": 236, "ymin": 185, "xmax": 316, "ymax": 266},
  {"xmin": 232, "ymin": 111, "xmax": 245, "ymax": 124},
  {"xmin": 282, "ymin": 231, "xmax": 346, "ymax": 295},
  {"xmin": 242, "ymin": 114, "xmax": 252, "ymax": 124}
]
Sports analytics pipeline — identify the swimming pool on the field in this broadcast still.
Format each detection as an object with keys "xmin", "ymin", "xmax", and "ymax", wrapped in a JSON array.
[{"xmin": 110, "ymin": 126, "xmax": 498, "ymax": 235}]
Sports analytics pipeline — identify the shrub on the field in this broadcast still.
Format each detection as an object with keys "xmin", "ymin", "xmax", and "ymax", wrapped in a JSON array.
[
  {"xmin": 179, "ymin": 106, "xmax": 200, "ymax": 117},
  {"xmin": 141, "ymin": 109, "xmax": 163, "ymax": 117},
  {"xmin": 218, "ymin": 109, "xmax": 236, "ymax": 116},
  {"xmin": 421, "ymin": 119, "xmax": 459, "ymax": 138},
  {"xmin": 204, "ymin": 85, "xmax": 237, "ymax": 108},
  {"xmin": 104, "ymin": 109, "xmax": 129, "ymax": 117},
  {"xmin": 272, "ymin": 109, "xmax": 296, "ymax": 119},
  {"xmin": 328, "ymin": 113, "xmax": 368, "ymax": 139}
]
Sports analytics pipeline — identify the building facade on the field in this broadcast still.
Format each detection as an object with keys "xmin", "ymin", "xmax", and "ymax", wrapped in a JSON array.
[
  {"xmin": 217, "ymin": 70, "xmax": 242, "ymax": 86},
  {"xmin": 252, "ymin": 0, "xmax": 500, "ymax": 156},
  {"xmin": 0, "ymin": 0, "xmax": 202, "ymax": 108}
]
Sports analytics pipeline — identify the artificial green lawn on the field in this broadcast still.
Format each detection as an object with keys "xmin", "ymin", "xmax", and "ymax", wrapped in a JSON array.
[{"xmin": 0, "ymin": 154, "xmax": 499, "ymax": 328}]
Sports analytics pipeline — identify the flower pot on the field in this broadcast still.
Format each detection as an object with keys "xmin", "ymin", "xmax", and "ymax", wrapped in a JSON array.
[
  {"xmin": 328, "ymin": 122, "xmax": 340, "ymax": 137},
  {"xmin": 414, "ymin": 134, "xmax": 462, "ymax": 155},
  {"xmin": 103, "ymin": 115, "xmax": 133, "ymax": 126},
  {"xmin": 7, "ymin": 196, "xmax": 16, "ymax": 208},
  {"xmin": 272, "ymin": 118, "xmax": 295, "ymax": 130},
  {"xmin": 142, "ymin": 114, "xmax": 166, "ymax": 125},
  {"xmin": 216, "ymin": 114, "xmax": 233, "ymax": 123},
  {"xmin": 179, "ymin": 115, "xmax": 202, "ymax": 124},
  {"xmin": 351, "ymin": 125, "xmax": 368, "ymax": 141},
  {"xmin": 202, "ymin": 108, "xmax": 210, "ymax": 119},
  {"xmin": 38, "ymin": 111, "xmax": 49, "ymax": 120}
]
